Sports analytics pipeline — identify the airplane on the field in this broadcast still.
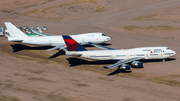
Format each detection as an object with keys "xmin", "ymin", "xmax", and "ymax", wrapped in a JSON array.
[
  {"xmin": 4, "ymin": 22, "xmax": 111, "ymax": 51},
  {"xmin": 62, "ymin": 35, "xmax": 176, "ymax": 70}
]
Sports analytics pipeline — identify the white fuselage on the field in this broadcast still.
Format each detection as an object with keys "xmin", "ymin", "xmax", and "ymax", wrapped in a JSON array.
[
  {"xmin": 66, "ymin": 47, "xmax": 176, "ymax": 60},
  {"xmin": 8, "ymin": 33, "xmax": 111, "ymax": 46}
]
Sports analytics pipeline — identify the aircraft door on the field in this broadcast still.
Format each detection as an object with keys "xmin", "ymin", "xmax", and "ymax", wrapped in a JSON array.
[
  {"xmin": 111, "ymin": 54, "xmax": 116, "ymax": 59},
  {"xmin": 146, "ymin": 53, "xmax": 150, "ymax": 59},
  {"xmin": 161, "ymin": 50, "xmax": 164, "ymax": 58},
  {"xmin": 127, "ymin": 53, "xmax": 130, "ymax": 58}
]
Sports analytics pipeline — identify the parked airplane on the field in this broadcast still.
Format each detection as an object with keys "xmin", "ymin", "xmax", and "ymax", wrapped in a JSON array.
[
  {"xmin": 4, "ymin": 22, "xmax": 111, "ymax": 51},
  {"xmin": 62, "ymin": 35, "xmax": 176, "ymax": 70}
]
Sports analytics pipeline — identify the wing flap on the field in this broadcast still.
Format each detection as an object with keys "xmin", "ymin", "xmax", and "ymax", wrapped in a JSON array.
[{"xmin": 104, "ymin": 57, "xmax": 144, "ymax": 69}]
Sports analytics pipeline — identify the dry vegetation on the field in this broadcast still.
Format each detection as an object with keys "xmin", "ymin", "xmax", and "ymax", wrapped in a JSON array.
[
  {"xmin": 149, "ymin": 75, "xmax": 180, "ymax": 87},
  {"xmin": 132, "ymin": 14, "xmax": 160, "ymax": 20},
  {"xmin": 121, "ymin": 6, "xmax": 180, "ymax": 41},
  {"xmin": 75, "ymin": 83, "xmax": 89, "ymax": 87},
  {"xmin": 27, "ymin": 77, "xmax": 54, "ymax": 82},
  {"xmin": 27, "ymin": 69, "xmax": 45, "ymax": 74},
  {"xmin": 124, "ymin": 25, "xmax": 179, "ymax": 31},
  {"xmin": 0, "ymin": 83, "xmax": 72, "ymax": 101},
  {"xmin": 0, "ymin": 0, "xmax": 163, "ymax": 21},
  {"xmin": 0, "ymin": 95, "xmax": 21, "ymax": 101},
  {"xmin": 20, "ymin": 0, "xmax": 103, "ymax": 20}
]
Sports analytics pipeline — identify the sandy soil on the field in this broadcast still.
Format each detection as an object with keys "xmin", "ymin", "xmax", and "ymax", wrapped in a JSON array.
[{"xmin": 0, "ymin": 0, "xmax": 180, "ymax": 101}]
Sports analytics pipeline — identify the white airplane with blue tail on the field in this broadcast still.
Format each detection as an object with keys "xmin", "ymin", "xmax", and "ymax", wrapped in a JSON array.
[{"xmin": 62, "ymin": 35, "xmax": 176, "ymax": 70}]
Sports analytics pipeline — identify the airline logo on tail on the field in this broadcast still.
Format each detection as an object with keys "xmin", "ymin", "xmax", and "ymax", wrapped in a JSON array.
[{"xmin": 62, "ymin": 35, "xmax": 87, "ymax": 51}]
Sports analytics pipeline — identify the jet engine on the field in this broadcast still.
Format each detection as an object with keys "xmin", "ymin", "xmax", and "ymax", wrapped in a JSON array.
[
  {"xmin": 120, "ymin": 64, "xmax": 131, "ymax": 70},
  {"xmin": 131, "ymin": 61, "xmax": 143, "ymax": 67}
]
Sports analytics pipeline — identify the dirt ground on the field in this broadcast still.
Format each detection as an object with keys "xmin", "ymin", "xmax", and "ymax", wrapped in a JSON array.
[{"xmin": 0, "ymin": 0, "xmax": 180, "ymax": 101}]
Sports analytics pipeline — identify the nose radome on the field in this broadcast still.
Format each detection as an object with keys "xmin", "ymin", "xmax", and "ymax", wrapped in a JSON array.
[
  {"xmin": 171, "ymin": 50, "xmax": 176, "ymax": 56},
  {"xmin": 106, "ymin": 37, "xmax": 111, "ymax": 41},
  {"xmin": 174, "ymin": 51, "xmax": 176, "ymax": 55}
]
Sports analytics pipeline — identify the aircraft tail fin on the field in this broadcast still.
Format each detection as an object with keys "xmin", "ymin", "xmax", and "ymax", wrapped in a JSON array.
[
  {"xmin": 4, "ymin": 22, "xmax": 28, "ymax": 38},
  {"xmin": 62, "ymin": 35, "xmax": 87, "ymax": 51}
]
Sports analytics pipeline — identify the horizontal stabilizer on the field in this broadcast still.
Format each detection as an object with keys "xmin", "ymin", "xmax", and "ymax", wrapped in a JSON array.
[{"xmin": 66, "ymin": 52, "xmax": 82, "ymax": 57}]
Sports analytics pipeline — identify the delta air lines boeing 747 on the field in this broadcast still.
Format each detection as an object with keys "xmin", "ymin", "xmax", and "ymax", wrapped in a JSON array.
[{"xmin": 62, "ymin": 35, "xmax": 176, "ymax": 70}]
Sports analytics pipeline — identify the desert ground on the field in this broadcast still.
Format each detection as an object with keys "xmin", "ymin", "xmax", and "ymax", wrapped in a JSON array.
[{"xmin": 0, "ymin": 0, "xmax": 180, "ymax": 101}]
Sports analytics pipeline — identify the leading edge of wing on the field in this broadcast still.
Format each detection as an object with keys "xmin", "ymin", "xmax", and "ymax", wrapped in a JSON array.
[
  {"xmin": 104, "ymin": 57, "xmax": 144, "ymax": 69},
  {"xmin": 88, "ymin": 42, "xmax": 117, "ymax": 50},
  {"xmin": 38, "ymin": 33, "xmax": 53, "ymax": 36},
  {"xmin": 30, "ymin": 27, "xmax": 53, "ymax": 36}
]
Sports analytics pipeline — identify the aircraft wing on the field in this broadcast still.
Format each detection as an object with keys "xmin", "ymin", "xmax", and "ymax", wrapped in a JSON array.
[
  {"xmin": 47, "ymin": 45, "xmax": 67, "ymax": 51},
  {"xmin": 104, "ymin": 57, "xmax": 144, "ymax": 69},
  {"xmin": 30, "ymin": 28, "xmax": 53, "ymax": 36},
  {"xmin": 88, "ymin": 42, "xmax": 118, "ymax": 50},
  {"xmin": 37, "ymin": 32, "xmax": 53, "ymax": 36}
]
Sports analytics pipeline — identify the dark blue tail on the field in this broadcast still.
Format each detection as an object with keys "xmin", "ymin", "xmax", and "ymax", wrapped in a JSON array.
[{"xmin": 62, "ymin": 35, "xmax": 87, "ymax": 51}]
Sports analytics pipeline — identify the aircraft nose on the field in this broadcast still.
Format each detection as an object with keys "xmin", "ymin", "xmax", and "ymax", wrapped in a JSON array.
[
  {"xmin": 173, "ymin": 51, "xmax": 176, "ymax": 55},
  {"xmin": 106, "ymin": 36, "xmax": 111, "ymax": 41},
  {"xmin": 171, "ymin": 50, "xmax": 176, "ymax": 56}
]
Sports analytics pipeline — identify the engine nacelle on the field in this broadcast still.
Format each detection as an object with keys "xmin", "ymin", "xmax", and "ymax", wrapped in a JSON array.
[
  {"xmin": 131, "ymin": 61, "xmax": 143, "ymax": 67},
  {"xmin": 120, "ymin": 64, "xmax": 131, "ymax": 70}
]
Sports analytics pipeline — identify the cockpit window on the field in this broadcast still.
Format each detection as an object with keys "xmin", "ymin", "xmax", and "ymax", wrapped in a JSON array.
[
  {"xmin": 166, "ymin": 48, "xmax": 169, "ymax": 50},
  {"xmin": 102, "ymin": 34, "xmax": 106, "ymax": 36}
]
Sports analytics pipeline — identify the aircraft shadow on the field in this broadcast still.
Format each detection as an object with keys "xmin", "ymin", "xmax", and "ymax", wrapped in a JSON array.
[
  {"xmin": 67, "ymin": 57, "xmax": 176, "ymax": 75},
  {"xmin": 11, "ymin": 44, "xmax": 65, "ymax": 58},
  {"xmin": 83, "ymin": 43, "xmax": 112, "ymax": 47},
  {"xmin": 141, "ymin": 58, "xmax": 176, "ymax": 63},
  {"xmin": 107, "ymin": 68, "xmax": 132, "ymax": 76},
  {"xmin": 49, "ymin": 50, "xmax": 65, "ymax": 58},
  {"xmin": 67, "ymin": 57, "xmax": 116, "ymax": 66},
  {"xmin": 11, "ymin": 44, "xmax": 53, "ymax": 52},
  {"xmin": 67, "ymin": 58, "xmax": 132, "ymax": 75},
  {"xmin": 10, "ymin": 43, "xmax": 111, "ymax": 57},
  {"xmin": 67, "ymin": 57, "xmax": 175, "ymax": 67}
]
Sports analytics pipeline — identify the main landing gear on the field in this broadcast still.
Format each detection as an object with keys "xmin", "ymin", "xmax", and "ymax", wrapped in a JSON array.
[{"xmin": 162, "ymin": 58, "xmax": 166, "ymax": 62}]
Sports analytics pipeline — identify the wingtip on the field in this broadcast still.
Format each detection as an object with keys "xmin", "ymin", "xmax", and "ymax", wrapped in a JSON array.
[
  {"xmin": 104, "ymin": 66, "xmax": 109, "ymax": 69},
  {"xmin": 88, "ymin": 42, "xmax": 93, "ymax": 44},
  {"xmin": 4, "ymin": 22, "xmax": 11, "ymax": 24}
]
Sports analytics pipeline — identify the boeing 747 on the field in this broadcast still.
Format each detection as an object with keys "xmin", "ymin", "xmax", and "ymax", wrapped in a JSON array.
[
  {"xmin": 62, "ymin": 35, "xmax": 176, "ymax": 70},
  {"xmin": 4, "ymin": 22, "xmax": 111, "ymax": 51}
]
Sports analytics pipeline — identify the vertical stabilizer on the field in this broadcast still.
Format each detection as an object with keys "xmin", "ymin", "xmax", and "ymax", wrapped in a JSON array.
[
  {"xmin": 4, "ymin": 22, "xmax": 27, "ymax": 38},
  {"xmin": 62, "ymin": 35, "xmax": 87, "ymax": 51}
]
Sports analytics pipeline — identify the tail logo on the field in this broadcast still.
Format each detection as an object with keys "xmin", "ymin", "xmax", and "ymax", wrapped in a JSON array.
[{"xmin": 62, "ymin": 35, "xmax": 87, "ymax": 51}]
